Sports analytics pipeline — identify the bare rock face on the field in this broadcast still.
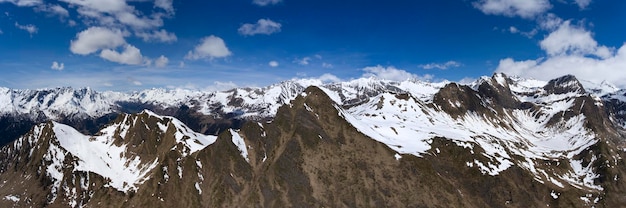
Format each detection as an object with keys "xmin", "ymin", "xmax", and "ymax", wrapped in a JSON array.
[{"xmin": 1, "ymin": 74, "xmax": 626, "ymax": 207}]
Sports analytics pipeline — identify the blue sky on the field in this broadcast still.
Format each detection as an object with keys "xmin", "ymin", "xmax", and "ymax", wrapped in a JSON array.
[{"xmin": 0, "ymin": 0, "xmax": 625, "ymax": 91}]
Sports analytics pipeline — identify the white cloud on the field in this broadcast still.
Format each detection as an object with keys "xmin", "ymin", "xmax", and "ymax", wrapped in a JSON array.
[
  {"xmin": 322, "ymin": 62, "xmax": 333, "ymax": 68},
  {"xmin": 495, "ymin": 20, "xmax": 626, "ymax": 87},
  {"xmin": 136, "ymin": 29, "xmax": 177, "ymax": 43},
  {"xmin": 496, "ymin": 45, "xmax": 626, "ymax": 87},
  {"xmin": 70, "ymin": 27, "xmax": 126, "ymax": 55},
  {"xmin": 154, "ymin": 0, "xmax": 174, "ymax": 13},
  {"xmin": 238, "ymin": 19, "xmax": 282, "ymax": 36},
  {"xmin": 60, "ymin": 0, "xmax": 127, "ymax": 14},
  {"xmin": 155, "ymin": 55, "xmax": 169, "ymax": 67},
  {"xmin": 495, "ymin": 58, "xmax": 540, "ymax": 76},
  {"xmin": 204, "ymin": 81, "xmax": 238, "ymax": 92},
  {"xmin": 269, "ymin": 61, "xmax": 279, "ymax": 67},
  {"xmin": 538, "ymin": 13, "xmax": 563, "ymax": 30},
  {"xmin": 507, "ymin": 26, "xmax": 538, "ymax": 38},
  {"xmin": 473, "ymin": 0, "xmax": 552, "ymax": 19},
  {"xmin": 127, "ymin": 77, "xmax": 142, "ymax": 86},
  {"xmin": 59, "ymin": 0, "xmax": 167, "ymax": 30},
  {"xmin": 114, "ymin": 11, "xmax": 163, "ymax": 29},
  {"xmin": 490, "ymin": 1, "xmax": 626, "ymax": 87},
  {"xmin": 317, "ymin": 73, "xmax": 341, "ymax": 83},
  {"xmin": 539, "ymin": 20, "xmax": 612, "ymax": 58},
  {"xmin": 252, "ymin": 0, "xmax": 281, "ymax": 6},
  {"xmin": 295, "ymin": 57, "xmax": 311, "ymax": 65},
  {"xmin": 521, "ymin": 29, "xmax": 538, "ymax": 38},
  {"xmin": 185, "ymin": 35, "xmax": 232, "ymax": 60},
  {"xmin": 458, "ymin": 77, "xmax": 478, "ymax": 85},
  {"xmin": 574, "ymin": 0, "xmax": 591, "ymax": 9},
  {"xmin": 36, "ymin": 4, "xmax": 69, "ymax": 17},
  {"xmin": 50, "ymin": 61, "xmax": 64, "ymax": 71},
  {"xmin": 14, "ymin": 22, "xmax": 38, "ymax": 35},
  {"xmin": 179, "ymin": 61, "xmax": 185, "ymax": 68},
  {"xmin": 362, "ymin": 65, "xmax": 433, "ymax": 81},
  {"xmin": 0, "ymin": 0, "xmax": 42, "ymax": 7},
  {"xmin": 419, "ymin": 61, "xmax": 462, "ymax": 70},
  {"xmin": 99, "ymin": 44, "xmax": 145, "ymax": 65}
]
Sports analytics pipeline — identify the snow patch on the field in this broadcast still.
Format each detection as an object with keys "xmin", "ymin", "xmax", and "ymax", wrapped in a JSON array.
[
  {"xmin": 195, "ymin": 182, "xmax": 202, "ymax": 194},
  {"xmin": 550, "ymin": 190, "xmax": 559, "ymax": 199},
  {"xmin": 394, "ymin": 153, "xmax": 402, "ymax": 160},
  {"xmin": 3, "ymin": 195, "xmax": 19, "ymax": 202},
  {"xmin": 230, "ymin": 129, "xmax": 249, "ymax": 162}
]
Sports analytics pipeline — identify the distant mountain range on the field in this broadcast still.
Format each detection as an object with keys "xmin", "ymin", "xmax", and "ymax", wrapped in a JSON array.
[{"xmin": 1, "ymin": 73, "xmax": 626, "ymax": 207}]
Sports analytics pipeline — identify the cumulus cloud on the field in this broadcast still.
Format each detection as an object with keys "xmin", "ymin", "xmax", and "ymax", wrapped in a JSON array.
[
  {"xmin": 539, "ymin": 20, "xmax": 612, "ymax": 58},
  {"xmin": 99, "ymin": 44, "xmax": 145, "ymax": 65},
  {"xmin": 185, "ymin": 35, "xmax": 232, "ymax": 60},
  {"xmin": 50, "ymin": 61, "xmax": 64, "ymax": 70},
  {"xmin": 268, "ymin": 61, "xmax": 279, "ymax": 67},
  {"xmin": 362, "ymin": 65, "xmax": 433, "ymax": 81},
  {"xmin": 574, "ymin": 0, "xmax": 591, "ymax": 9},
  {"xmin": 70, "ymin": 27, "xmax": 126, "ymax": 55},
  {"xmin": 496, "ymin": 46, "xmax": 626, "ymax": 86},
  {"xmin": 136, "ymin": 29, "xmax": 177, "ymax": 43},
  {"xmin": 538, "ymin": 13, "xmax": 563, "ymax": 30},
  {"xmin": 295, "ymin": 57, "xmax": 311, "ymax": 65},
  {"xmin": 155, "ymin": 55, "xmax": 169, "ymax": 67},
  {"xmin": 473, "ymin": 0, "xmax": 552, "ymax": 19},
  {"xmin": 419, "ymin": 61, "xmax": 462, "ymax": 70},
  {"xmin": 58, "ymin": 0, "xmax": 167, "ymax": 31},
  {"xmin": 252, "ymin": 0, "xmax": 281, "ymax": 6},
  {"xmin": 495, "ymin": 19, "xmax": 626, "ymax": 87},
  {"xmin": 238, "ymin": 19, "xmax": 282, "ymax": 36},
  {"xmin": 322, "ymin": 62, "xmax": 333, "ymax": 68},
  {"xmin": 14, "ymin": 22, "xmax": 38, "ymax": 35}
]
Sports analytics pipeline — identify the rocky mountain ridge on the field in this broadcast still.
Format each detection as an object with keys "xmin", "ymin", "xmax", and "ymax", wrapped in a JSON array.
[
  {"xmin": 0, "ymin": 77, "xmax": 445, "ymax": 146},
  {"xmin": 0, "ymin": 73, "xmax": 626, "ymax": 207}
]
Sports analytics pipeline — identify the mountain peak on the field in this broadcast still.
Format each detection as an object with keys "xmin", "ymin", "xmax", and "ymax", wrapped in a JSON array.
[
  {"xmin": 3, "ymin": 73, "xmax": 626, "ymax": 207},
  {"xmin": 544, "ymin": 74, "xmax": 586, "ymax": 94}
]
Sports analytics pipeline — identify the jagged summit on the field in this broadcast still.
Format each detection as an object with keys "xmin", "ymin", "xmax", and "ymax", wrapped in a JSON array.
[{"xmin": 1, "ymin": 73, "xmax": 626, "ymax": 207}]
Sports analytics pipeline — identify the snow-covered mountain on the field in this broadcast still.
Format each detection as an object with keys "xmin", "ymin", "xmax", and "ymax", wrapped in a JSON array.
[
  {"xmin": 0, "ymin": 77, "xmax": 446, "ymax": 146},
  {"xmin": 2, "ymin": 74, "xmax": 626, "ymax": 123},
  {"xmin": 0, "ymin": 77, "xmax": 445, "ymax": 120},
  {"xmin": 1, "ymin": 73, "xmax": 626, "ymax": 207},
  {"xmin": 0, "ymin": 110, "xmax": 220, "ymax": 207}
]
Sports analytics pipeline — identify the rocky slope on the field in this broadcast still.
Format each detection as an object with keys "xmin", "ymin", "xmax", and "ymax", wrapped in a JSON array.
[{"xmin": 0, "ymin": 74, "xmax": 625, "ymax": 207}]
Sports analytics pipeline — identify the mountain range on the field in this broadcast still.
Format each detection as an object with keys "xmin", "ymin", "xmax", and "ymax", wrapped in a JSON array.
[{"xmin": 1, "ymin": 73, "xmax": 626, "ymax": 207}]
